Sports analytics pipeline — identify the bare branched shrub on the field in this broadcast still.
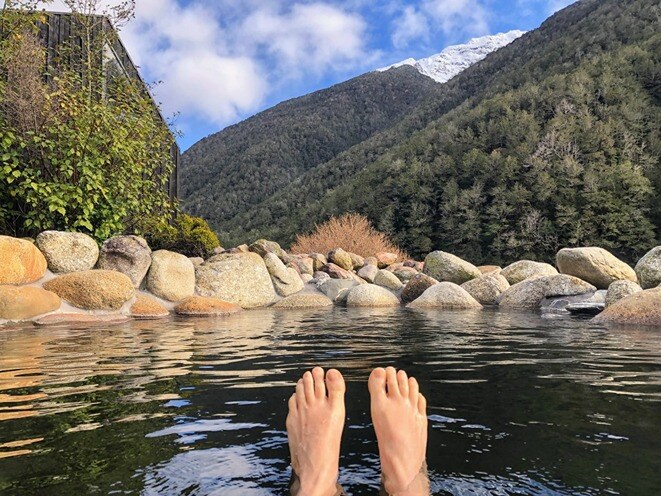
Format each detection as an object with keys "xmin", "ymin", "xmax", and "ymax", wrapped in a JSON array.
[
  {"xmin": 290, "ymin": 213, "xmax": 408, "ymax": 259},
  {"xmin": 1, "ymin": 30, "xmax": 49, "ymax": 134}
]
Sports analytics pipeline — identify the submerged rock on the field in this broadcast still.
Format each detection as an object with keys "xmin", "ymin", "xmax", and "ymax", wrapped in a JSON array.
[
  {"xmin": 97, "ymin": 235, "xmax": 152, "ymax": 288},
  {"xmin": 407, "ymin": 282, "xmax": 482, "ymax": 309},
  {"xmin": 461, "ymin": 272, "xmax": 509, "ymax": 305},
  {"xmin": 43, "ymin": 270, "xmax": 135, "ymax": 310},
  {"xmin": 0, "ymin": 235, "xmax": 47, "ymax": 285},
  {"xmin": 317, "ymin": 279, "xmax": 358, "ymax": 304},
  {"xmin": 401, "ymin": 273, "xmax": 438, "ymax": 304},
  {"xmin": 374, "ymin": 269, "xmax": 403, "ymax": 291},
  {"xmin": 541, "ymin": 291, "xmax": 605, "ymax": 313},
  {"xmin": 566, "ymin": 302, "xmax": 605, "ymax": 315},
  {"xmin": 33, "ymin": 313, "xmax": 130, "ymax": 327},
  {"xmin": 195, "ymin": 252, "xmax": 276, "ymax": 308},
  {"xmin": 634, "ymin": 246, "xmax": 661, "ymax": 289},
  {"xmin": 423, "ymin": 251, "xmax": 481, "ymax": 285},
  {"xmin": 346, "ymin": 284, "xmax": 400, "ymax": 307},
  {"xmin": 146, "ymin": 250, "xmax": 195, "ymax": 302},
  {"xmin": 35, "ymin": 231, "xmax": 99, "ymax": 273},
  {"xmin": 272, "ymin": 293, "xmax": 333, "ymax": 309},
  {"xmin": 593, "ymin": 288, "xmax": 661, "ymax": 327},
  {"xmin": 499, "ymin": 275, "xmax": 596, "ymax": 309},
  {"xmin": 0, "ymin": 285, "xmax": 60, "ymax": 320},
  {"xmin": 556, "ymin": 247, "xmax": 637, "ymax": 289},
  {"xmin": 605, "ymin": 280, "xmax": 643, "ymax": 308},
  {"xmin": 131, "ymin": 294, "xmax": 169, "ymax": 320},
  {"xmin": 264, "ymin": 253, "xmax": 304, "ymax": 297},
  {"xmin": 174, "ymin": 296, "xmax": 243, "ymax": 316},
  {"xmin": 501, "ymin": 260, "xmax": 558, "ymax": 285}
]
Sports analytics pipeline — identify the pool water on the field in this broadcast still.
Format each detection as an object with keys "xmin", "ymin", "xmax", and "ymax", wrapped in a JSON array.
[{"xmin": 0, "ymin": 308, "xmax": 659, "ymax": 495}]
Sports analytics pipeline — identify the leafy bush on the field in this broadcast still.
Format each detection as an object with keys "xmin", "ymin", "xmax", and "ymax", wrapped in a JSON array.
[
  {"xmin": 137, "ymin": 214, "xmax": 220, "ymax": 258},
  {"xmin": 0, "ymin": 5, "xmax": 177, "ymax": 241},
  {"xmin": 290, "ymin": 213, "xmax": 407, "ymax": 259}
]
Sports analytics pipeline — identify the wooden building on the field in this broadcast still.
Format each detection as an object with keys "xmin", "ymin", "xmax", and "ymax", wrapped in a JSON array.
[{"xmin": 36, "ymin": 11, "xmax": 180, "ymax": 200}]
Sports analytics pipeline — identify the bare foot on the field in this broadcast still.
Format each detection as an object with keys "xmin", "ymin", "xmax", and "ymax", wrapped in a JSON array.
[
  {"xmin": 369, "ymin": 367, "xmax": 429, "ymax": 496},
  {"xmin": 286, "ymin": 367, "xmax": 346, "ymax": 496}
]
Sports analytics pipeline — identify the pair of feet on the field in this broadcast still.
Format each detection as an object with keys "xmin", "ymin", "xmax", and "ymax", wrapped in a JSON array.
[{"xmin": 286, "ymin": 367, "xmax": 429, "ymax": 496}]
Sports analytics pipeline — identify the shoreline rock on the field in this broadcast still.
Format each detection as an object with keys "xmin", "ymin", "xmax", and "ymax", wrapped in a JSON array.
[{"xmin": 556, "ymin": 247, "xmax": 637, "ymax": 289}]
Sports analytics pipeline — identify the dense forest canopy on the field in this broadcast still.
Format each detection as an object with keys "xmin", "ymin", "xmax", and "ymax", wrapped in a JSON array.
[{"xmin": 182, "ymin": 0, "xmax": 660, "ymax": 265}]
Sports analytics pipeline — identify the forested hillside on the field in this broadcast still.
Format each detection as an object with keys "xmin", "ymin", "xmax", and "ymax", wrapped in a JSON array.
[
  {"xmin": 180, "ymin": 67, "xmax": 438, "ymax": 223},
  {"xmin": 203, "ymin": 0, "xmax": 659, "ymax": 264}
]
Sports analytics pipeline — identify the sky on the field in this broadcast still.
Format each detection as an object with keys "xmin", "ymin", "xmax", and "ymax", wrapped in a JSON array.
[{"xmin": 45, "ymin": 0, "xmax": 578, "ymax": 150}]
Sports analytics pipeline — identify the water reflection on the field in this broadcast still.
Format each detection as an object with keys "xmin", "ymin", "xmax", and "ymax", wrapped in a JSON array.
[{"xmin": 0, "ymin": 308, "xmax": 660, "ymax": 494}]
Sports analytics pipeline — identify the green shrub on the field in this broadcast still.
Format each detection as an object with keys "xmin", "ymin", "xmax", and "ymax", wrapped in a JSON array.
[{"xmin": 137, "ymin": 214, "xmax": 220, "ymax": 258}]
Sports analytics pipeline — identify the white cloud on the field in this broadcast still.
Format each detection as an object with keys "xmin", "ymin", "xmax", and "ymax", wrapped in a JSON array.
[
  {"xmin": 422, "ymin": 0, "xmax": 489, "ymax": 38},
  {"xmin": 237, "ymin": 3, "xmax": 369, "ymax": 75},
  {"xmin": 392, "ymin": 5, "xmax": 430, "ymax": 49}
]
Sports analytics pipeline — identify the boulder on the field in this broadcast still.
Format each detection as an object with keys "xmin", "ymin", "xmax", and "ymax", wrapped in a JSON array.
[
  {"xmin": 407, "ymin": 282, "xmax": 482, "ymax": 309},
  {"xmin": 146, "ymin": 250, "xmax": 195, "ymax": 302},
  {"xmin": 541, "ymin": 291, "xmax": 606, "ymax": 313},
  {"xmin": 556, "ymin": 247, "xmax": 637, "ymax": 289},
  {"xmin": 249, "ymin": 239, "xmax": 288, "ymax": 261},
  {"xmin": 131, "ymin": 294, "xmax": 169, "ymax": 320},
  {"xmin": 264, "ymin": 253, "xmax": 304, "ymax": 297},
  {"xmin": 97, "ymin": 235, "xmax": 152, "ymax": 288},
  {"xmin": 189, "ymin": 257, "xmax": 205, "ymax": 267},
  {"xmin": 0, "ymin": 286, "xmax": 60, "ymax": 320},
  {"xmin": 605, "ymin": 280, "xmax": 643, "ymax": 308},
  {"xmin": 195, "ymin": 252, "xmax": 276, "ymax": 308},
  {"xmin": 634, "ymin": 246, "xmax": 661, "ymax": 289},
  {"xmin": 357, "ymin": 264, "xmax": 378, "ymax": 283},
  {"xmin": 0, "ymin": 236, "xmax": 47, "ymax": 285},
  {"xmin": 346, "ymin": 284, "xmax": 400, "ymax": 307},
  {"xmin": 317, "ymin": 279, "xmax": 358, "ymax": 304},
  {"xmin": 348, "ymin": 252, "xmax": 365, "ymax": 270},
  {"xmin": 461, "ymin": 273, "xmax": 510, "ymax": 306},
  {"xmin": 310, "ymin": 253, "xmax": 328, "ymax": 272},
  {"xmin": 499, "ymin": 275, "xmax": 596, "ymax": 309},
  {"xmin": 478, "ymin": 265, "xmax": 502, "ymax": 274},
  {"xmin": 322, "ymin": 263, "xmax": 354, "ymax": 280},
  {"xmin": 375, "ymin": 252, "xmax": 399, "ymax": 268},
  {"xmin": 33, "ymin": 314, "xmax": 130, "ymax": 328},
  {"xmin": 565, "ymin": 302, "xmax": 605, "ymax": 315},
  {"xmin": 288, "ymin": 256, "xmax": 314, "ymax": 276},
  {"xmin": 300, "ymin": 273, "xmax": 314, "ymax": 284},
  {"xmin": 500, "ymin": 260, "xmax": 558, "ymax": 285},
  {"xmin": 401, "ymin": 273, "xmax": 438, "ymax": 304},
  {"xmin": 272, "ymin": 293, "xmax": 334, "ymax": 309},
  {"xmin": 423, "ymin": 251, "xmax": 481, "ymax": 285},
  {"xmin": 327, "ymin": 248, "xmax": 354, "ymax": 271},
  {"xmin": 312, "ymin": 271, "xmax": 331, "ymax": 283},
  {"xmin": 593, "ymin": 288, "xmax": 661, "ymax": 327},
  {"xmin": 35, "ymin": 231, "xmax": 99, "ymax": 273},
  {"xmin": 374, "ymin": 269, "xmax": 403, "ymax": 291},
  {"xmin": 389, "ymin": 266, "xmax": 418, "ymax": 283},
  {"xmin": 235, "ymin": 244, "xmax": 250, "ymax": 253},
  {"xmin": 403, "ymin": 260, "xmax": 418, "ymax": 268},
  {"xmin": 43, "ymin": 270, "xmax": 135, "ymax": 310},
  {"xmin": 174, "ymin": 296, "xmax": 243, "ymax": 316},
  {"xmin": 364, "ymin": 256, "xmax": 379, "ymax": 267}
]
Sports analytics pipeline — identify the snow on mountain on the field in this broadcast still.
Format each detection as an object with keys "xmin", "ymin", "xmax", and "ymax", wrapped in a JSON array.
[{"xmin": 377, "ymin": 30, "xmax": 526, "ymax": 83}]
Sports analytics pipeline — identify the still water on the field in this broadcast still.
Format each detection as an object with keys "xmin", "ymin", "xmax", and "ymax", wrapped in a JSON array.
[{"xmin": 0, "ymin": 308, "xmax": 659, "ymax": 495}]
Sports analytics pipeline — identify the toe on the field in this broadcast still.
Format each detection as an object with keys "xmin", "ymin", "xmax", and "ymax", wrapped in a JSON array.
[
  {"xmin": 303, "ymin": 370, "xmax": 316, "ymax": 404},
  {"xmin": 385, "ymin": 366, "xmax": 399, "ymax": 397},
  {"xmin": 312, "ymin": 366, "xmax": 326, "ymax": 398},
  {"xmin": 296, "ymin": 379, "xmax": 306, "ymax": 408},
  {"xmin": 326, "ymin": 368, "xmax": 346, "ymax": 404},
  {"xmin": 288, "ymin": 393, "xmax": 297, "ymax": 414},
  {"xmin": 417, "ymin": 392, "xmax": 427, "ymax": 415},
  {"xmin": 368, "ymin": 367, "xmax": 387, "ymax": 399},
  {"xmin": 397, "ymin": 370, "xmax": 409, "ymax": 397},
  {"xmin": 408, "ymin": 376, "xmax": 419, "ymax": 404}
]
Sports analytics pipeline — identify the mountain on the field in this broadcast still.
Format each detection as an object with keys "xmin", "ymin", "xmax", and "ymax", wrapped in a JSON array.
[
  {"xmin": 180, "ymin": 33, "xmax": 519, "ymax": 237},
  {"xmin": 180, "ymin": 67, "xmax": 438, "ymax": 225},
  {"xmin": 183, "ymin": 0, "xmax": 660, "ymax": 265},
  {"xmin": 377, "ymin": 30, "xmax": 526, "ymax": 83}
]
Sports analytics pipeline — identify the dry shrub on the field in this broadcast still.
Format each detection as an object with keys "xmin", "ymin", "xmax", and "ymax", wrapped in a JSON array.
[{"xmin": 290, "ymin": 213, "xmax": 408, "ymax": 259}]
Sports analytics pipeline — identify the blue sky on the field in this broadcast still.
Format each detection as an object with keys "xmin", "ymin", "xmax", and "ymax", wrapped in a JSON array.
[{"xmin": 61, "ymin": 0, "xmax": 577, "ymax": 150}]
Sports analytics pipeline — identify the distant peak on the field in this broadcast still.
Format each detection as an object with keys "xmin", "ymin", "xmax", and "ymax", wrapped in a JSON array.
[{"xmin": 377, "ymin": 30, "xmax": 526, "ymax": 83}]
